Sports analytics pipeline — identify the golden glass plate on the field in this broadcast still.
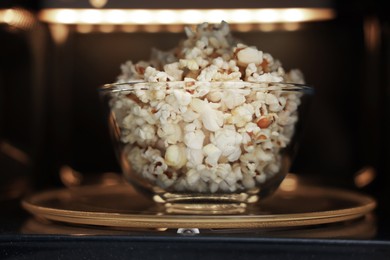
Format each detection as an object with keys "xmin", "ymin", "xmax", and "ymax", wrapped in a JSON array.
[
  {"xmin": 21, "ymin": 180, "xmax": 376, "ymax": 229},
  {"xmin": 21, "ymin": 215, "xmax": 377, "ymax": 239}
]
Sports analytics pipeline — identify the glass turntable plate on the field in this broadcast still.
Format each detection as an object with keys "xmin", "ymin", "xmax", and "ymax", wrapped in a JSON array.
[{"xmin": 21, "ymin": 180, "xmax": 376, "ymax": 229}]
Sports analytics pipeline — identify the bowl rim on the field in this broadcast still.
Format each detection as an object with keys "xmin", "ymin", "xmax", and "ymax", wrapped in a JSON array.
[{"xmin": 99, "ymin": 81, "xmax": 313, "ymax": 94}]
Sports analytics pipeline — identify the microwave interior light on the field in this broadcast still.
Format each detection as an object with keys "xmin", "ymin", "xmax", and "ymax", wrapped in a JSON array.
[
  {"xmin": 38, "ymin": 8, "xmax": 335, "ymax": 25},
  {"xmin": 0, "ymin": 8, "xmax": 36, "ymax": 29}
]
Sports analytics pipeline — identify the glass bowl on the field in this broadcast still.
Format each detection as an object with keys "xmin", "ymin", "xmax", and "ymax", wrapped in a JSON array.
[{"xmin": 100, "ymin": 81, "xmax": 312, "ymax": 214}]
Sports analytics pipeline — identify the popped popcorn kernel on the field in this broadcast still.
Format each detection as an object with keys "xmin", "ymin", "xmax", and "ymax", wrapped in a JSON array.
[
  {"xmin": 236, "ymin": 46, "xmax": 263, "ymax": 66},
  {"xmin": 164, "ymin": 144, "xmax": 187, "ymax": 169},
  {"xmin": 203, "ymin": 143, "xmax": 222, "ymax": 166}
]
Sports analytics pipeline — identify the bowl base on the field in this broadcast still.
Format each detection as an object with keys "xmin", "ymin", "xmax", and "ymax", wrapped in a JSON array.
[{"xmin": 153, "ymin": 192, "xmax": 259, "ymax": 214}]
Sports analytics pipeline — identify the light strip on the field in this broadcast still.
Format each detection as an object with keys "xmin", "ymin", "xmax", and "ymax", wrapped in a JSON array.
[
  {"xmin": 38, "ymin": 8, "xmax": 335, "ymax": 25},
  {"xmin": 0, "ymin": 8, "xmax": 36, "ymax": 29}
]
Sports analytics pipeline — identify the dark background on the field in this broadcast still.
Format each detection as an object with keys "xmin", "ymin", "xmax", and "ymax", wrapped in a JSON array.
[{"xmin": 0, "ymin": 0, "xmax": 389, "ymax": 232}]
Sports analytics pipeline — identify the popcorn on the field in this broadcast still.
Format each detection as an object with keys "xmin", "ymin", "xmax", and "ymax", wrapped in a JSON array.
[
  {"xmin": 110, "ymin": 21, "xmax": 305, "ymax": 194},
  {"xmin": 255, "ymin": 72, "xmax": 283, "ymax": 83},
  {"xmin": 186, "ymin": 148, "xmax": 204, "ymax": 168},
  {"xmin": 144, "ymin": 66, "xmax": 174, "ymax": 83},
  {"xmin": 203, "ymin": 143, "xmax": 222, "ymax": 166},
  {"xmin": 164, "ymin": 144, "xmax": 187, "ymax": 169},
  {"xmin": 210, "ymin": 125, "xmax": 243, "ymax": 162},
  {"xmin": 135, "ymin": 124, "xmax": 156, "ymax": 144},
  {"xmin": 190, "ymin": 98, "xmax": 223, "ymax": 131},
  {"xmin": 236, "ymin": 46, "xmax": 263, "ymax": 65},
  {"xmin": 163, "ymin": 62, "xmax": 183, "ymax": 81},
  {"xmin": 242, "ymin": 172, "xmax": 256, "ymax": 189},
  {"xmin": 173, "ymin": 89, "xmax": 192, "ymax": 106},
  {"xmin": 186, "ymin": 169, "xmax": 201, "ymax": 186},
  {"xmin": 157, "ymin": 123, "xmax": 182, "ymax": 145},
  {"xmin": 184, "ymin": 129, "xmax": 205, "ymax": 150},
  {"xmin": 228, "ymin": 104, "xmax": 254, "ymax": 127},
  {"xmin": 126, "ymin": 146, "xmax": 148, "ymax": 176}
]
